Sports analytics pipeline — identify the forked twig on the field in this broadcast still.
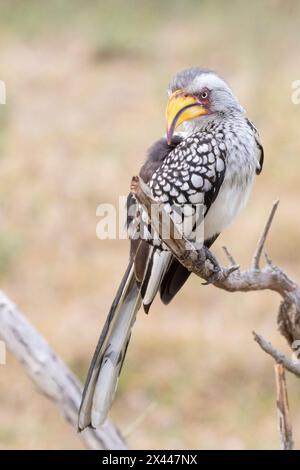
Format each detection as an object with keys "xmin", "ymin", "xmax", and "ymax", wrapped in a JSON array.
[
  {"xmin": 252, "ymin": 200, "xmax": 280, "ymax": 270},
  {"xmin": 131, "ymin": 175, "xmax": 300, "ymax": 449},
  {"xmin": 253, "ymin": 332, "xmax": 300, "ymax": 378},
  {"xmin": 222, "ymin": 245, "xmax": 239, "ymax": 268}
]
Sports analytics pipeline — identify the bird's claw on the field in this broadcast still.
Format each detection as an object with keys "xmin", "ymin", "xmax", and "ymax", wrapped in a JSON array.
[
  {"xmin": 223, "ymin": 264, "xmax": 240, "ymax": 278},
  {"xmin": 201, "ymin": 270, "xmax": 221, "ymax": 285},
  {"xmin": 200, "ymin": 246, "xmax": 222, "ymax": 285},
  {"xmin": 202, "ymin": 263, "xmax": 240, "ymax": 285}
]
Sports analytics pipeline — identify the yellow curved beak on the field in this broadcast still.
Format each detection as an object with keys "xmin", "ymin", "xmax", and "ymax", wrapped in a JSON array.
[{"xmin": 166, "ymin": 90, "xmax": 208, "ymax": 144}]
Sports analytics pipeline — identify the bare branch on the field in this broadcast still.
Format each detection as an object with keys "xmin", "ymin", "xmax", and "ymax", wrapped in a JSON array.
[
  {"xmin": 131, "ymin": 177, "xmax": 300, "ymax": 309},
  {"xmin": 264, "ymin": 252, "xmax": 274, "ymax": 266},
  {"xmin": 252, "ymin": 200, "xmax": 280, "ymax": 270},
  {"xmin": 131, "ymin": 176, "xmax": 300, "ymax": 448},
  {"xmin": 253, "ymin": 332, "xmax": 300, "ymax": 377},
  {"xmin": 0, "ymin": 291, "xmax": 127, "ymax": 450},
  {"xmin": 222, "ymin": 245, "xmax": 239, "ymax": 268},
  {"xmin": 274, "ymin": 364, "xmax": 294, "ymax": 450}
]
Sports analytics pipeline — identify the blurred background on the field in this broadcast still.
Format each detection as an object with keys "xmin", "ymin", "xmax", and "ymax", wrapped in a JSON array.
[{"xmin": 0, "ymin": 0, "xmax": 300, "ymax": 450}]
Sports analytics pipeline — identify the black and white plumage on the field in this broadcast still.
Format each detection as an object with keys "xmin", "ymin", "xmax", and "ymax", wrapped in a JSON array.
[{"xmin": 78, "ymin": 68, "xmax": 264, "ymax": 430}]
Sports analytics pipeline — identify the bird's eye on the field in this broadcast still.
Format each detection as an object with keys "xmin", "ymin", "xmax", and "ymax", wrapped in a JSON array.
[{"xmin": 200, "ymin": 91, "xmax": 208, "ymax": 99}]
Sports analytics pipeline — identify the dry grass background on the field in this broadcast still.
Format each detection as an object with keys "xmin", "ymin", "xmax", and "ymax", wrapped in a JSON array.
[{"xmin": 0, "ymin": 0, "xmax": 300, "ymax": 450}]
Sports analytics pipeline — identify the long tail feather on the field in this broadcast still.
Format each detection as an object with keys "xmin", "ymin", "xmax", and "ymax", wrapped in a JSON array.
[
  {"xmin": 141, "ymin": 248, "xmax": 172, "ymax": 313},
  {"xmin": 78, "ymin": 261, "xmax": 141, "ymax": 430},
  {"xmin": 79, "ymin": 248, "xmax": 173, "ymax": 430}
]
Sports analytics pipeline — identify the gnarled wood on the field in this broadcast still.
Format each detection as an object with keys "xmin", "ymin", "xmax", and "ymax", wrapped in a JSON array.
[
  {"xmin": 131, "ymin": 176, "xmax": 300, "ymax": 349},
  {"xmin": 0, "ymin": 291, "xmax": 127, "ymax": 450}
]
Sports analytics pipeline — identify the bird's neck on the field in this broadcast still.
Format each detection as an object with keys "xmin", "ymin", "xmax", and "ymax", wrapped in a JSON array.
[{"xmin": 184, "ymin": 109, "xmax": 245, "ymax": 135}]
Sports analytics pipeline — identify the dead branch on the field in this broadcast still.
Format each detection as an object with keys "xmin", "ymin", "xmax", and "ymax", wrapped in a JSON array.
[
  {"xmin": 131, "ymin": 175, "xmax": 300, "ymax": 449},
  {"xmin": 252, "ymin": 200, "xmax": 280, "ymax": 270},
  {"xmin": 274, "ymin": 364, "xmax": 294, "ymax": 450},
  {"xmin": 222, "ymin": 245, "xmax": 239, "ymax": 269},
  {"xmin": 0, "ymin": 291, "xmax": 127, "ymax": 450},
  {"xmin": 131, "ymin": 176, "xmax": 300, "ymax": 345},
  {"xmin": 0, "ymin": 174, "xmax": 299, "ymax": 450},
  {"xmin": 253, "ymin": 332, "xmax": 300, "ymax": 377}
]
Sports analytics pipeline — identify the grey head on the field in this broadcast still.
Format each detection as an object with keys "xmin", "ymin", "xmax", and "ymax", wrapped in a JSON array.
[{"xmin": 168, "ymin": 67, "xmax": 244, "ymax": 116}]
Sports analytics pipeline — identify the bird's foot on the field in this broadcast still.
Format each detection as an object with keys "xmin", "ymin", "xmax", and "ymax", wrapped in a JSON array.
[
  {"xmin": 223, "ymin": 264, "xmax": 240, "ymax": 277},
  {"xmin": 200, "ymin": 246, "xmax": 239, "ymax": 285},
  {"xmin": 200, "ymin": 246, "xmax": 222, "ymax": 285}
]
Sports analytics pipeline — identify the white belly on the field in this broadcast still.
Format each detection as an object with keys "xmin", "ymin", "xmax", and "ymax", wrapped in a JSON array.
[{"xmin": 204, "ymin": 177, "xmax": 253, "ymax": 241}]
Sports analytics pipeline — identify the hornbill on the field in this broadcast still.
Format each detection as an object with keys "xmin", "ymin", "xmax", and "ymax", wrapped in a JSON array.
[{"xmin": 78, "ymin": 68, "xmax": 264, "ymax": 430}]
